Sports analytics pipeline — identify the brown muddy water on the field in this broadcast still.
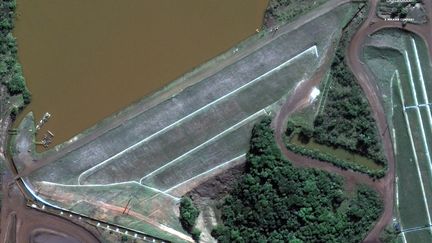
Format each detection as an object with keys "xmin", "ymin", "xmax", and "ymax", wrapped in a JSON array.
[{"xmin": 14, "ymin": 0, "xmax": 268, "ymax": 149}]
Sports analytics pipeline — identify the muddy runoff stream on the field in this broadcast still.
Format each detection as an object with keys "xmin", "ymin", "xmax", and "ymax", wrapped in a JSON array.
[{"xmin": 14, "ymin": 0, "xmax": 268, "ymax": 150}]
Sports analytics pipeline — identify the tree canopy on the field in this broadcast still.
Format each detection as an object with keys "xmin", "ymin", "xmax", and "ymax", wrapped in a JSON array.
[
  {"xmin": 0, "ymin": 0, "xmax": 31, "ymax": 104},
  {"xmin": 213, "ymin": 117, "xmax": 383, "ymax": 242},
  {"xmin": 179, "ymin": 196, "xmax": 201, "ymax": 241},
  {"xmin": 286, "ymin": 3, "xmax": 387, "ymax": 178}
]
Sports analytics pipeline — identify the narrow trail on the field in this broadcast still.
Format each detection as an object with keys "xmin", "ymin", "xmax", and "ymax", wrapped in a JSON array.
[{"xmin": 274, "ymin": 0, "xmax": 432, "ymax": 242}]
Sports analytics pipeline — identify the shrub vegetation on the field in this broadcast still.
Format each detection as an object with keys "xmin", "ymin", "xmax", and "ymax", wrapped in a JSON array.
[
  {"xmin": 0, "ymin": 0, "xmax": 31, "ymax": 104},
  {"xmin": 286, "ymin": 119, "xmax": 386, "ymax": 178},
  {"xmin": 379, "ymin": 225, "xmax": 399, "ymax": 243},
  {"xmin": 213, "ymin": 117, "xmax": 383, "ymax": 242},
  {"xmin": 264, "ymin": 0, "xmax": 329, "ymax": 27},
  {"xmin": 378, "ymin": 0, "xmax": 423, "ymax": 19},
  {"xmin": 285, "ymin": 3, "xmax": 387, "ymax": 177},
  {"xmin": 179, "ymin": 196, "xmax": 201, "ymax": 242},
  {"xmin": 313, "ymin": 46, "xmax": 386, "ymax": 166}
]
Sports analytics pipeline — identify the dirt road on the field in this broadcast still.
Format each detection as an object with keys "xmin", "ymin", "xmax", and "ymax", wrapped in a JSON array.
[
  {"xmin": 348, "ymin": 0, "xmax": 432, "ymax": 241},
  {"xmin": 274, "ymin": 0, "xmax": 432, "ymax": 242},
  {"xmin": 5, "ymin": 1, "xmax": 356, "ymax": 242},
  {"xmin": 0, "ymin": 173, "xmax": 100, "ymax": 243},
  {"xmin": 33, "ymin": 186, "xmax": 194, "ymax": 243},
  {"xmin": 273, "ymin": 36, "xmax": 378, "ymax": 192}
]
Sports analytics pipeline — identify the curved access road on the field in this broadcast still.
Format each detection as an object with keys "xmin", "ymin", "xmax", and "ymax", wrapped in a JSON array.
[
  {"xmin": 0, "ymin": 173, "xmax": 101, "ymax": 243},
  {"xmin": 348, "ymin": 0, "xmax": 432, "ymax": 241},
  {"xmin": 275, "ymin": 0, "xmax": 432, "ymax": 242}
]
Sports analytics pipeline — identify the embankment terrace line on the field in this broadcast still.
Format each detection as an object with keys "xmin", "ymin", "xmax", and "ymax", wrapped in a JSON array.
[{"xmin": 77, "ymin": 45, "xmax": 319, "ymax": 184}]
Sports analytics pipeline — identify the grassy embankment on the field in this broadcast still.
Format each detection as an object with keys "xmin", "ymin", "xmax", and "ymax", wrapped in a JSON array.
[
  {"xmin": 363, "ymin": 29, "xmax": 432, "ymax": 242},
  {"xmin": 285, "ymin": 3, "xmax": 388, "ymax": 178}
]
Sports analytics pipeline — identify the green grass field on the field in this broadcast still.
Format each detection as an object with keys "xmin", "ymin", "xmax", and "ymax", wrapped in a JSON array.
[
  {"xmin": 363, "ymin": 28, "xmax": 432, "ymax": 240},
  {"xmin": 35, "ymin": 181, "xmax": 188, "ymax": 242},
  {"xmin": 393, "ymin": 94, "xmax": 430, "ymax": 229},
  {"xmin": 264, "ymin": 0, "xmax": 330, "ymax": 27},
  {"xmin": 405, "ymin": 230, "xmax": 432, "ymax": 243}
]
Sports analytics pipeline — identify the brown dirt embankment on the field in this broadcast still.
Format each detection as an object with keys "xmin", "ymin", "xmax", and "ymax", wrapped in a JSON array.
[{"xmin": 187, "ymin": 163, "xmax": 245, "ymax": 200}]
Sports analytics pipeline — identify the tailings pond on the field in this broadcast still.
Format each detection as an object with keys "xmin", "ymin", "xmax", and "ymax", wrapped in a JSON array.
[{"xmin": 14, "ymin": 0, "xmax": 268, "ymax": 149}]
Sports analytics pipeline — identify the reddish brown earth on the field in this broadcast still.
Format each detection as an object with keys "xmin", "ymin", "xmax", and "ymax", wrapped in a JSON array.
[
  {"xmin": 32, "ymin": 182, "xmax": 194, "ymax": 242},
  {"xmin": 349, "ymin": 0, "xmax": 432, "ymax": 241},
  {"xmin": 30, "ymin": 229, "xmax": 81, "ymax": 243},
  {"xmin": 0, "ymin": 173, "xmax": 100, "ymax": 243}
]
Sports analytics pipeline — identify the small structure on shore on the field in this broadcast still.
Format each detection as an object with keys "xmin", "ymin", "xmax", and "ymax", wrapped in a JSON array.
[
  {"xmin": 34, "ymin": 112, "xmax": 54, "ymax": 148},
  {"xmin": 35, "ymin": 112, "xmax": 51, "ymax": 131},
  {"xmin": 36, "ymin": 130, "xmax": 54, "ymax": 148}
]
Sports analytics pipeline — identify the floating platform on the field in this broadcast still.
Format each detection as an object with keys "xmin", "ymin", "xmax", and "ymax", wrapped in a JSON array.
[
  {"xmin": 35, "ymin": 112, "xmax": 51, "ymax": 131},
  {"xmin": 36, "ymin": 130, "xmax": 55, "ymax": 148}
]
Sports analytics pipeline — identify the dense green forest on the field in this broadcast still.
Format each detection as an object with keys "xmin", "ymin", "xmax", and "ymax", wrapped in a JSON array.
[
  {"xmin": 212, "ymin": 117, "xmax": 383, "ymax": 242},
  {"xmin": 0, "ymin": 0, "xmax": 31, "ymax": 104},
  {"xmin": 313, "ymin": 45, "xmax": 385, "ymax": 165},
  {"xmin": 285, "ymin": 3, "xmax": 387, "ymax": 177},
  {"xmin": 312, "ymin": 2, "xmax": 384, "ymax": 164}
]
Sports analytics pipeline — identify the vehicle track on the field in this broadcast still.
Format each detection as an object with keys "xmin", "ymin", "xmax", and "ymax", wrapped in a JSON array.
[
  {"xmin": 274, "ymin": 0, "xmax": 432, "ymax": 242},
  {"xmin": 348, "ymin": 0, "xmax": 432, "ymax": 241}
]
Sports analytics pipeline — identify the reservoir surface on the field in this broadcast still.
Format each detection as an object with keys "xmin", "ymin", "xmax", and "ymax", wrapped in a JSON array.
[{"xmin": 14, "ymin": 0, "xmax": 268, "ymax": 149}]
